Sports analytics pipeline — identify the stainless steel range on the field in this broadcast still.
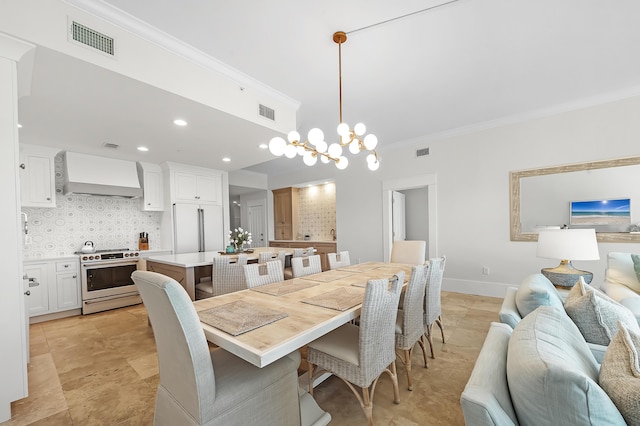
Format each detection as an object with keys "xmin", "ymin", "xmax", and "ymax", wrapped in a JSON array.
[{"xmin": 79, "ymin": 249, "xmax": 141, "ymax": 314}]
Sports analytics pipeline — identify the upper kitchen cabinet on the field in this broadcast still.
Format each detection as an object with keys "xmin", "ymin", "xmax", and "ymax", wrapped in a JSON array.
[
  {"xmin": 273, "ymin": 187, "xmax": 299, "ymax": 240},
  {"xmin": 172, "ymin": 168, "xmax": 222, "ymax": 204},
  {"xmin": 19, "ymin": 144, "xmax": 60, "ymax": 208},
  {"xmin": 137, "ymin": 162, "xmax": 164, "ymax": 211}
]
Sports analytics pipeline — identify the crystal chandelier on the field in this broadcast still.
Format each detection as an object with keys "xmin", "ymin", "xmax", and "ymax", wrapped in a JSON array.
[{"xmin": 268, "ymin": 31, "xmax": 380, "ymax": 171}]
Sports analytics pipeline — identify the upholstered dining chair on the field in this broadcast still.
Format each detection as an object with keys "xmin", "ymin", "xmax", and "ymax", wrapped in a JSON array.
[
  {"xmin": 258, "ymin": 250, "xmax": 286, "ymax": 269},
  {"xmin": 423, "ymin": 256, "xmax": 447, "ymax": 359},
  {"xmin": 212, "ymin": 254, "xmax": 248, "ymax": 296},
  {"xmin": 291, "ymin": 254, "xmax": 322, "ymax": 278},
  {"xmin": 327, "ymin": 251, "xmax": 351, "ymax": 270},
  {"xmin": 390, "ymin": 240, "xmax": 426, "ymax": 265},
  {"xmin": 284, "ymin": 247, "xmax": 315, "ymax": 279},
  {"xmin": 131, "ymin": 270, "xmax": 303, "ymax": 426},
  {"xmin": 243, "ymin": 260, "xmax": 284, "ymax": 288},
  {"xmin": 307, "ymin": 272, "xmax": 404, "ymax": 426},
  {"xmin": 395, "ymin": 264, "xmax": 429, "ymax": 388}
]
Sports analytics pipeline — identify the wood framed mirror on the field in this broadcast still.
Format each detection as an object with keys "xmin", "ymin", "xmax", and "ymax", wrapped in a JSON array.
[{"xmin": 510, "ymin": 156, "xmax": 640, "ymax": 242}]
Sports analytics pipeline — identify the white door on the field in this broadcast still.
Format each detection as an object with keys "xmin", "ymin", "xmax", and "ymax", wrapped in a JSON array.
[
  {"xmin": 392, "ymin": 191, "xmax": 406, "ymax": 241},
  {"xmin": 248, "ymin": 203, "xmax": 267, "ymax": 247}
]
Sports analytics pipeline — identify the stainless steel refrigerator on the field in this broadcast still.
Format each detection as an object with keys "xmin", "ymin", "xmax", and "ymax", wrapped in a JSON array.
[{"xmin": 172, "ymin": 203, "xmax": 224, "ymax": 254}]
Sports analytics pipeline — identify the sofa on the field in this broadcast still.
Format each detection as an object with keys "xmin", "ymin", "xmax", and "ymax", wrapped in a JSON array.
[
  {"xmin": 600, "ymin": 251, "xmax": 640, "ymax": 324},
  {"xmin": 460, "ymin": 307, "xmax": 628, "ymax": 425}
]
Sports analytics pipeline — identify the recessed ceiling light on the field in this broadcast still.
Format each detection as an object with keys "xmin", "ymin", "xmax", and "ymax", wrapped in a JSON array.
[
  {"xmin": 258, "ymin": 143, "xmax": 268, "ymax": 149},
  {"xmin": 17, "ymin": 123, "xmax": 22, "ymax": 128},
  {"xmin": 222, "ymin": 157, "xmax": 231, "ymax": 162},
  {"xmin": 137, "ymin": 146, "xmax": 149, "ymax": 152},
  {"xmin": 173, "ymin": 119, "xmax": 187, "ymax": 126}
]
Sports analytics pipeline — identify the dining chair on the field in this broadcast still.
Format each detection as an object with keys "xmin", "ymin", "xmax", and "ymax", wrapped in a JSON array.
[
  {"xmin": 307, "ymin": 272, "xmax": 404, "ymax": 426},
  {"xmin": 285, "ymin": 247, "xmax": 315, "ymax": 279},
  {"xmin": 424, "ymin": 256, "xmax": 447, "ymax": 358},
  {"xmin": 258, "ymin": 250, "xmax": 286, "ymax": 269},
  {"xmin": 243, "ymin": 260, "xmax": 284, "ymax": 288},
  {"xmin": 291, "ymin": 254, "xmax": 322, "ymax": 278},
  {"xmin": 327, "ymin": 251, "xmax": 351, "ymax": 269},
  {"xmin": 395, "ymin": 265, "xmax": 429, "ymax": 389},
  {"xmin": 131, "ymin": 270, "xmax": 303, "ymax": 425},
  {"xmin": 212, "ymin": 254, "xmax": 248, "ymax": 296},
  {"xmin": 390, "ymin": 240, "xmax": 426, "ymax": 265}
]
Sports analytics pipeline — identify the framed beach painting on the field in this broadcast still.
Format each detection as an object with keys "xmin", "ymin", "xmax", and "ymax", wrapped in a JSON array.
[{"xmin": 569, "ymin": 198, "xmax": 631, "ymax": 226}]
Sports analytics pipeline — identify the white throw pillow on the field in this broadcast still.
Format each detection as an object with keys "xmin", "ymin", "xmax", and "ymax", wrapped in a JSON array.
[
  {"xmin": 605, "ymin": 252, "xmax": 640, "ymax": 294},
  {"xmin": 564, "ymin": 277, "xmax": 640, "ymax": 346},
  {"xmin": 600, "ymin": 322, "xmax": 640, "ymax": 425}
]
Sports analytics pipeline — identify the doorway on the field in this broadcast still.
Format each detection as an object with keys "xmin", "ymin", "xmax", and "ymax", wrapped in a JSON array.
[{"xmin": 382, "ymin": 174, "xmax": 437, "ymax": 262}]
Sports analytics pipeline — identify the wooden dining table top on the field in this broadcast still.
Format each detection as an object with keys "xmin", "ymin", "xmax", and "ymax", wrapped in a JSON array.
[{"xmin": 194, "ymin": 261, "xmax": 414, "ymax": 368}]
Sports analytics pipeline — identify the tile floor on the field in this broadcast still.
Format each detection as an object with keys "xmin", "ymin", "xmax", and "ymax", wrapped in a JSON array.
[{"xmin": 3, "ymin": 291, "xmax": 502, "ymax": 426}]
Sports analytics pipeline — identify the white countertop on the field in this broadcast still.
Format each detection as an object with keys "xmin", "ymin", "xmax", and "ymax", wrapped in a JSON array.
[{"xmin": 145, "ymin": 251, "xmax": 222, "ymax": 268}]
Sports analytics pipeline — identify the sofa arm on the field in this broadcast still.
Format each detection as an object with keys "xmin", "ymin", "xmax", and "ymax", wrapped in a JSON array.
[
  {"xmin": 499, "ymin": 287, "xmax": 520, "ymax": 329},
  {"xmin": 461, "ymin": 322, "xmax": 518, "ymax": 426}
]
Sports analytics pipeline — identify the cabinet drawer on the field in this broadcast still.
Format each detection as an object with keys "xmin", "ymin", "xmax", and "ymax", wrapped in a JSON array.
[{"xmin": 56, "ymin": 261, "xmax": 78, "ymax": 272}]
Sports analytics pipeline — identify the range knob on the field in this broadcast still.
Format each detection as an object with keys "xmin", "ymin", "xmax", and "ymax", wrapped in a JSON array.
[{"xmin": 134, "ymin": 252, "xmax": 139, "ymax": 257}]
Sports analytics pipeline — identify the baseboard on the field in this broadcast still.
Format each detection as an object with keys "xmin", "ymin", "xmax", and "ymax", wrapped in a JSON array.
[
  {"xmin": 443, "ymin": 278, "xmax": 513, "ymax": 298},
  {"xmin": 29, "ymin": 308, "xmax": 81, "ymax": 324}
]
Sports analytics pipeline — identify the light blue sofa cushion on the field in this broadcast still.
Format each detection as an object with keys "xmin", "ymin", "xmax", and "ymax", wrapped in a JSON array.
[
  {"xmin": 461, "ymin": 322, "xmax": 518, "ymax": 426},
  {"xmin": 514, "ymin": 274, "xmax": 564, "ymax": 318},
  {"xmin": 507, "ymin": 306, "xmax": 625, "ymax": 426}
]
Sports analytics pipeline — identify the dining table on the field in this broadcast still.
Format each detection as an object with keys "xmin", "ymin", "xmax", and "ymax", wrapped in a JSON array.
[{"xmin": 193, "ymin": 261, "xmax": 414, "ymax": 368}]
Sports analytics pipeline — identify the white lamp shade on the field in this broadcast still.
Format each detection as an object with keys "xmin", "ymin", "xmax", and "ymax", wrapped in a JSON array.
[
  {"xmin": 354, "ymin": 122, "xmax": 366, "ymax": 136},
  {"xmin": 287, "ymin": 131, "xmax": 301, "ymax": 143},
  {"xmin": 308, "ymin": 128, "xmax": 324, "ymax": 145},
  {"xmin": 337, "ymin": 122, "xmax": 350, "ymax": 136},
  {"xmin": 268, "ymin": 137, "xmax": 286, "ymax": 156},
  {"xmin": 327, "ymin": 143, "xmax": 342, "ymax": 158},
  {"xmin": 536, "ymin": 229, "xmax": 600, "ymax": 261}
]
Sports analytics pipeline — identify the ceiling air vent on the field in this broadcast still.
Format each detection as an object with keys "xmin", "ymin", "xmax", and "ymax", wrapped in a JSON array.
[
  {"xmin": 258, "ymin": 104, "xmax": 276, "ymax": 121},
  {"xmin": 416, "ymin": 147, "xmax": 430, "ymax": 157},
  {"xmin": 70, "ymin": 21, "xmax": 115, "ymax": 56}
]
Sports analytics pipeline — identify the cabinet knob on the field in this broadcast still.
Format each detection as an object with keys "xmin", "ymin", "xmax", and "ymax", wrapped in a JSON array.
[
  {"xmin": 19, "ymin": 163, "xmax": 25, "ymax": 169},
  {"xmin": 195, "ymin": 196, "xmax": 200, "ymax": 199},
  {"xmin": 147, "ymin": 203, "xmax": 151, "ymax": 206},
  {"xmin": 46, "ymin": 197, "xmax": 51, "ymax": 201},
  {"xmin": 24, "ymin": 290, "xmax": 30, "ymax": 296},
  {"xmin": 64, "ymin": 264, "xmax": 69, "ymax": 268},
  {"xmin": 73, "ymin": 275, "xmax": 77, "ymax": 279}
]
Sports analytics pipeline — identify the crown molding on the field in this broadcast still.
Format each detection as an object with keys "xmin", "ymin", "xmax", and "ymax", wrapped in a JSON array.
[{"xmin": 62, "ymin": 0, "xmax": 300, "ymax": 110}]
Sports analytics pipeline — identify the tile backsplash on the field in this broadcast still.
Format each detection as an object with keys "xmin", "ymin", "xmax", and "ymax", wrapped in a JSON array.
[
  {"xmin": 297, "ymin": 183, "xmax": 336, "ymax": 241},
  {"xmin": 22, "ymin": 154, "xmax": 162, "ymax": 260}
]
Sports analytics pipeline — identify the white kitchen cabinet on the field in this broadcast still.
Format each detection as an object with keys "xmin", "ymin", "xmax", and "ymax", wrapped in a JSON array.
[
  {"xmin": 23, "ymin": 263, "xmax": 50, "ymax": 316},
  {"xmin": 137, "ymin": 162, "xmax": 164, "ymax": 211},
  {"xmin": 24, "ymin": 258, "xmax": 81, "ymax": 319},
  {"xmin": 173, "ymin": 171, "xmax": 221, "ymax": 204},
  {"xmin": 19, "ymin": 145, "xmax": 60, "ymax": 208}
]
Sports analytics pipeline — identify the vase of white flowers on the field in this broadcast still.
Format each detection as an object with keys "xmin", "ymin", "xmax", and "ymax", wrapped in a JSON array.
[{"xmin": 228, "ymin": 228, "xmax": 252, "ymax": 252}]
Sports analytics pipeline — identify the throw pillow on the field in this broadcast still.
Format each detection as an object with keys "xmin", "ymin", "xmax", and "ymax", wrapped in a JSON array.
[
  {"xmin": 564, "ymin": 277, "xmax": 640, "ymax": 346},
  {"xmin": 515, "ymin": 273, "xmax": 564, "ymax": 318},
  {"xmin": 600, "ymin": 322, "xmax": 640, "ymax": 425},
  {"xmin": 632, "ymin": 254, "xmax": 640, "ymax": 284}
]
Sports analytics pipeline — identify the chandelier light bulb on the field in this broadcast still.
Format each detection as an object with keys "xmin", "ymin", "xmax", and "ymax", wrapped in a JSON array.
[
  {"xmin": 320, "ymin": 155, "xmax": 331, "ymax": 164},
  {"xmin": 341, "ymin": 134, "xmax": 352, "ymax": 145},
  {"xmin": 348, "ymin": 140, "xmax": 360, "ymax": 154},
  {"xmin": 296, "ymin": 145, "xmax": 306, "ymax": 156},
  {"xmin": 368, "ymin": 159, "xmax": 380, "ymax": 171},
  {"xmin": 328, "ymin": 143, "xmax": 342, "ymax": 158},
  {"xmin": 303, "ymin": 152, "xmax": 318, "ymax": 166},
  {"xmin": 354, "ymin": 122, "xmax": 366, "ymax": 136},
  {"xmin": 288, "ymin": 131, "xmax": 301, "ymax": 143},
  {"xmin": 268, "ymin": 137, "xmax": 286, "ymax": 156},
  {"xmin": 366, "ymin": 153, "xmax": 377, "ymax": 164},
  {"xmin": 315, "ymin": 140, "xmax": 328, "ymax": 153},
  {"xmin": 337, "ymin": 122, "xmax": 350, "ymax": 136},
  {"xmin": 363, "ymin": 134, "xmax": 378, "ymax": 150},
  {"xmin": 308, "ymin": 128, "xmax": 324, "ymax": 146},
  {"xmin": 335, "ymin": 156, "xmax": 349, "ymax": 170},
  {"xmin": 284, "ymin": 144, "xmax": 297, "ymax": 158}
]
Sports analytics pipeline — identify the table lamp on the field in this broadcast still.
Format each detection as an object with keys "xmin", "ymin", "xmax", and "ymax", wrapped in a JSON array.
[{"xmin": 536, "ymin": 228, "xmax": 600, "ymax": 288}]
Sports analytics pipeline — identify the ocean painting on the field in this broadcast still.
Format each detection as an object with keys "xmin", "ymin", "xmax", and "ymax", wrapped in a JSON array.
[{"xmin": 570, "ymin": 198, "xmax": 631, "ymax": 225}]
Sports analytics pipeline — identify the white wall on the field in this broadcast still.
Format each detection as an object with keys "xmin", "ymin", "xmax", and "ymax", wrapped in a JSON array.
[{"xmin": 268, "ymin": 95, "xmax": 640, "ymax": 297}]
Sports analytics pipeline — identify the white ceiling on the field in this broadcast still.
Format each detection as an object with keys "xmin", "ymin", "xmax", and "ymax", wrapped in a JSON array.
[{"xmin": 15, "ymin": 0, "xmax": 640, "ymax": 175}]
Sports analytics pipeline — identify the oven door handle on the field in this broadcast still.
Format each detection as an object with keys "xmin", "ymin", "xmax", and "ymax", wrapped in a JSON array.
[{"xmin": 82, "ymin": 261, "xmax": 139, "ymax": 268}]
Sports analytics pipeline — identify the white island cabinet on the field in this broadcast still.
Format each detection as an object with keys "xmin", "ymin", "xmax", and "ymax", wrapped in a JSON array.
[{"xmin": 23, "ymin": 258, "xmax": 81, "ymax": 323}]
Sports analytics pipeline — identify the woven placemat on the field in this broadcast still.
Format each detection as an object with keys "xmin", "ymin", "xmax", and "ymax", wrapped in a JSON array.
[
  {"xmin": 251, "ymin": 279, "xmax": 320, "ymax": 296},
  {"xmin": 301, "ymin": 287, "xmax": 365, "ymax": 311},
  {"xmin": 298, "ymin": 270, "xmax": 355, "ymax": 283},
  {"xmin": 198, "ymin": 300, "xmax": 288, "ymax": 336}
]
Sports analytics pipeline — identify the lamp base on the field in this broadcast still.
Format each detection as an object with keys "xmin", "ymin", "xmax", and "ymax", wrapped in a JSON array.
[{"xmin": 541, "ymin": 260, "xmax": 593, "ymax": 289}]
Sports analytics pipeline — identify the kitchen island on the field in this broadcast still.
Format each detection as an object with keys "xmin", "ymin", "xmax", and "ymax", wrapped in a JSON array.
[
  {"xmin": 269, "ymin": 240, "xmax": 337, "ymax": 271},
  {"xmin": 145, "ymin": 247, "xmax": 295, "ymax": 300}
]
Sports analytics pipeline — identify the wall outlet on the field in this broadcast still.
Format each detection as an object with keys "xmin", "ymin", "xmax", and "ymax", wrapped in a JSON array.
[{"xmin": 482, "ymin": 266, "xmax": 490, "ymax": 275}]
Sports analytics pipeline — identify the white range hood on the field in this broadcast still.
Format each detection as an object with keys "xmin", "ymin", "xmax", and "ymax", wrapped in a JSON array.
[{"xmin": 63, "ymin": 152, "xmax": 143, "ymax": 198}]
